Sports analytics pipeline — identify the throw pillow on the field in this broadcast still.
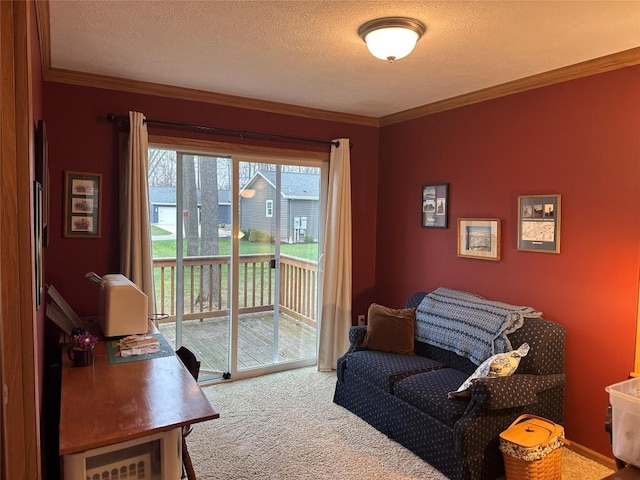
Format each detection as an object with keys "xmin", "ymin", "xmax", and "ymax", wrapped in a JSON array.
[
  {"xmin": 448, "ymin": 343, "xmax": 530, "ymax": 398},
  {"xmin": 362, "ymin": 303, "xmax": 416, "ymax": 355}
]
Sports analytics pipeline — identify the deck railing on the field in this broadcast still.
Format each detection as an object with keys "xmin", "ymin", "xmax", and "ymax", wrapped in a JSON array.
[{"xmin": 153, "ymin": 254, "xmax": 318, "ymax": 327}]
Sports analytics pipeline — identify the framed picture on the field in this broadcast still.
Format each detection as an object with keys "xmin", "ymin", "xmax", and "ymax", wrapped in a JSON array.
[
  {"xmin": 457, "ymin": 218, "xmax": 501, "ymax": 261},
  {"xmin": 33, "ymin": 181, "xmax": 43, "ymax": 307},
  {"xmin": 517, "ymin": 194, "xmax": 561, "ymax": 253},
  {"xmin": 421, "ymin": 183, "xmax": 448, "ymax": 228},
  {"xmin": 64, "ymin": 171, "xmax": 102, "ymax": 238},
  {"xmin": 35, "ymin": 120, "xmax": 49, "ymax": 246}
]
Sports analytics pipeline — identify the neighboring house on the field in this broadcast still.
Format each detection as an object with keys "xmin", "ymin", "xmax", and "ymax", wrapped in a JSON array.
[
  {"xmin": 240, "ymin": 171, "xmax": 320, "ymax": 243},
  {"xmin": 148, "ymin": 185, "xmax": 232, "ymax": 225}
]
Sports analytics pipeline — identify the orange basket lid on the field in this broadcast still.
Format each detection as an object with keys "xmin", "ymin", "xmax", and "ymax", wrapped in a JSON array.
[{"xmin": 499, "ymin": 415, "xmax": 564, "ymax": 448}]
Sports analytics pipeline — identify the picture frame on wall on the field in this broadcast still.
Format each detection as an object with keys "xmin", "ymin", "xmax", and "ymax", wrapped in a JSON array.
[
  {"xmin": 421, "ymin": 183, "xmax": 448, "ymax": 228},
  {"xmin": 457, "ymin": 218, "xmax": 501, "ymax": 261},
  {"xmin": 35, "ymin": 119, "xmax": 49, "ymax": 246},
  {"xmin": 33, "ymin": 181, "xmax": 43, "ymax": 307},
  {"xmin": 517, "ymin": 194, "xmax": 561, "ymax": 253},
  {"xmin": 64, "ymin": 171, "xmax": 102, "ymax": 238}
]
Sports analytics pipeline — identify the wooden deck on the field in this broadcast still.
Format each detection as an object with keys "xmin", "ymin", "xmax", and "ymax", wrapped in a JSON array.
[{"xmin": 157, "ymin": 311, "xmax": 317, "ymax": 377}]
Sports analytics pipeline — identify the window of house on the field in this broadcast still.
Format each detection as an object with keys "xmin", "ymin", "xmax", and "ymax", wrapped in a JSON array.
[{"xmin": 266, "ymin": 199, "xmax": 273, "ymax": 217}]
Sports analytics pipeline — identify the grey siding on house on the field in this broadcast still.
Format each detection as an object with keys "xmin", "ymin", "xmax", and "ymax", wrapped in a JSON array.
[
  {"xmin": 240, "ymin": 177, "xmax": 278, "ymax": 239},
  {"xmin": 239, "ymin": 172, "xmax": 321, "ymax": 243},
  {"xmin": 149, "ymin": 171, "xmax": 320, "ymax": 242},
  {"xmin": 286, "ymin": 199, "xmax": 319, "ymax": 242}
]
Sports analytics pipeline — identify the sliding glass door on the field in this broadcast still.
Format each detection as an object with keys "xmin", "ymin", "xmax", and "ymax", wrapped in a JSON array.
[
  {"xmin": 233, "ymin": 160, "xmax": 322, "ymax": 374},
  {"xmin": 149, "ymin": 146, "xmax": 325, "ymax": 380},
  {"xmin": 150, "ymin": 150, "xmax": 233, "ymax": 378}
]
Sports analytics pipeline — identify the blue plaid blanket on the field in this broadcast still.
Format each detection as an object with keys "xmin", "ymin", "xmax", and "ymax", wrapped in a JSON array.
[{"xmin": 416, "ymin": 288, "xmax": 542, "ymax": 365}]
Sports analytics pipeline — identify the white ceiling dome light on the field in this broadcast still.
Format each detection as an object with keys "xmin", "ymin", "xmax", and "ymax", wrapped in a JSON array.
[{"xmin": 358, "ymin": 17, "xmax": 427, "ymax": 62}]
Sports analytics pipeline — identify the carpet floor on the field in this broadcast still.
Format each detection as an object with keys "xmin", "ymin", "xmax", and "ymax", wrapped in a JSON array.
[{"xmin": 190, "ymin": 367, "xmax": 614, "ymax": 479}]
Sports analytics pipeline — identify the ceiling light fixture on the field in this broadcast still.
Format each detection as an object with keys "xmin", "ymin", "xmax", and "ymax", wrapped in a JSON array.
[{"xmin": 358, "ymin": 17, "xmax": 426, "ymax": 63}]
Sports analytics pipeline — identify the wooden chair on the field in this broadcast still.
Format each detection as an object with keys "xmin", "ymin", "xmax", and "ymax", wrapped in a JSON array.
[{"xmin": 176, "ymin": 346, "xmax": 201, "ymax": 480}]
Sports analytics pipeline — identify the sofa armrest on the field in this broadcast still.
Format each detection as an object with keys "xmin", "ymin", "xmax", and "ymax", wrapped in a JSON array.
[
  {"xmin": 347, "ymin": 325, "xmax": 368, "ymax": 353},
  {"xmin": 469, "ymin": 373, "xmax": 566, "ymax": 410},
  {"xmin": 335, "ymin": 326, "xmax": 368, "ymax": 382}
]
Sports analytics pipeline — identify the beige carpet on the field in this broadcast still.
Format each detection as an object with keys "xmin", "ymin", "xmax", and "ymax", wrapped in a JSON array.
[{"xmin": 191, "ymin": 367, "xmax": 614, "ymax": 479}]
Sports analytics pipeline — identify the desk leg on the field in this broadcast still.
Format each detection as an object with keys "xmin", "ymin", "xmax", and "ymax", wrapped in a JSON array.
[{"xmin": 182, "ymin": 435, "xmax": 197, "ymax": 480}]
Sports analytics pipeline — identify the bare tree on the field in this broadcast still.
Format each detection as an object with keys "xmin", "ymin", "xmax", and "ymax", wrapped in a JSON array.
[
  {"xmin": 217, "ymin": 159, "xmax": 230, "ymax": 190},
  {"xmin": 182, "ymin": 154, "xmax": 199, "ymax": 256},
  {"xmin": 238, "ymin": 161, "xmax": 275, "ymax": 189},
  {"xmin": 199, "ymin": 156, "xmax": 220, "ymax": 307},
  {"xmin": 148, "ymin": 149, "xmax": 176, "ymax": 186}
]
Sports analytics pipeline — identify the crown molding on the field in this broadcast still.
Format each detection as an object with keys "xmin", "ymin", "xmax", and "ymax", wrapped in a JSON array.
[
  {"xmin": 43, "ymin": 47, "xmax": 640, "ymax": 128},
  {"xmin": 43, "ymin": 67, "xmax": 380, "ymax": 127},
  {"xmin": 380, "ymin": 47, "xmax": 640, "ymax": 126}
]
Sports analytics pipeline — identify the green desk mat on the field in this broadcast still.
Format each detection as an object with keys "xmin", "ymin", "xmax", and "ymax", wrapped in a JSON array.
[{"xmin": 106, "ymin": 333, "xmax": 174, "ymax": 364}]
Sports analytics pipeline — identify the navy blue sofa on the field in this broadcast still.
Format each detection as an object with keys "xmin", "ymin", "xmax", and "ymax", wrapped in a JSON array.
[{"xmin": 333, "ymin": 292, "xmax": 566, "ymax": 480}]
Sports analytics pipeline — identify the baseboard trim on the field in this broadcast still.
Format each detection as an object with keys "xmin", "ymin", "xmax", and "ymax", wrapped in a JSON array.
[{"xmin": 567, "ymin": 440, "xmax": 616, "ymax": 470}]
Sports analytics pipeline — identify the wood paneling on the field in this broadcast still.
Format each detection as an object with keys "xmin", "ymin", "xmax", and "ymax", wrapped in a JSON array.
[
  {"xmin": 34, "ymin": 1, "xmax": 50, "ymax": 75},
  {"xmin": 1, "ymin": 1, "xmax": 41, "ymax": 478}
]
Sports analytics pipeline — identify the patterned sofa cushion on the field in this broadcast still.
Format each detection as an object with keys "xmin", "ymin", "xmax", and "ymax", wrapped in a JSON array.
[
  {"xmin": 508, "ymin": 317, "xmax": 565, "ymax": 375},
  {"xmin": 345, "ymin": 350, "xmax": 442, "ymax": 393},
  {"xmin": 394, "ymin": 369, "xmax": 470, "ymax": 426}
]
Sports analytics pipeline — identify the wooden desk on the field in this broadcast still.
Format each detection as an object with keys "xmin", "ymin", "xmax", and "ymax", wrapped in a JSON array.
[
  {"xmin": 59, "ymin": 329, "xmax": 219, "ymax": 457},
  {"xmin": 603, "ymin": 466, "xmax": 640, "ymax": 480}
]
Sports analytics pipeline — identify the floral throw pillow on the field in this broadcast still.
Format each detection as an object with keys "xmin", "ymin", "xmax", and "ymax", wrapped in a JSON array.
[{"xmin": 448, "ymin": 343, "xmax": 530, "ymax": 398}]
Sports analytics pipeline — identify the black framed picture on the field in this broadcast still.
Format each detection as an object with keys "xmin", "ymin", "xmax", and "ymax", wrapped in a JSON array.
[
  {"xmin": 421, "ymin": 183, "xmax": 448, "ymax": 228},
  {"xmin": 33, "ymin": 181, "xmax": 43, "ymax": 306},
  {"xmin": 35, "ymin": 119, "xmax": 49, "ymax": 246}
]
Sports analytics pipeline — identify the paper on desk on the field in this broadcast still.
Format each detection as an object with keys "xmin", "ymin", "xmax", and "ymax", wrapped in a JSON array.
[
  {"xmin": 118, "ymin": 334, "xmax": 161, "ymax": 357},
  {"xmin": 118, "ymin": 344, "xmax": 161, "ymax": 357}
]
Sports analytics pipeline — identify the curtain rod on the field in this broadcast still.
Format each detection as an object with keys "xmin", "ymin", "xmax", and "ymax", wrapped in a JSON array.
[{"xmin": 106, "ymin": 113, "xmax": 341, "ymax": 148}]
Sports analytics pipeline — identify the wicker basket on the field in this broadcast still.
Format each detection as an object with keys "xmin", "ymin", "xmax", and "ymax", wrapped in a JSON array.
[{"xmin": 499, "ymin": 414, "xmax": 567, "ymax": 480}]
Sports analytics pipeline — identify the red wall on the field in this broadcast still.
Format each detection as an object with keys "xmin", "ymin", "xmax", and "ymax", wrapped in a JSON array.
[
  {"xmin": 376, "ymin": 66, "xmax": 640, "ymax": 456},
  {"xmin": 42, "ymin": 83, "xmax": 379, "ymax": 322},
  {"xmin": 42, "ymin": 66, "xmax": 639, "ymax": 459}
]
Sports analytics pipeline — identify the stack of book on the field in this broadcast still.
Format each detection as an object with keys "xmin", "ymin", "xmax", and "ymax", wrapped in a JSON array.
[{"xmin": 119, "ymin": 334, "xmax": 160, "ymax": 357}]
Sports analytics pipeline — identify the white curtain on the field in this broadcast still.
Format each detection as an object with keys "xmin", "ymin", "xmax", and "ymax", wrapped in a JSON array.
[
  {"xmin": 120, "ymin": 111, "xmax": 156, "ymax": 314},
  {"xmin": 318, "ymin": 138, "xmax": 352, "ymax": 371}
]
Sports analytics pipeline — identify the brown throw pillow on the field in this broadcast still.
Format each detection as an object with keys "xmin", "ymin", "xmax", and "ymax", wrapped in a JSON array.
[{"xmin": 362, "ymin": 303, "xmax": 416, "ymax": 355}]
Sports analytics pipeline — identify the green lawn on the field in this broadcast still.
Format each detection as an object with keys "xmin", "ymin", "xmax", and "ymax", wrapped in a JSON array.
[
  {"xmin": 152, "ymin": 237, "xmax": 318, "ymax": 261},
  {"xmin": 151, "ymin": 225, "xmax": 172, "ymax": 235}
]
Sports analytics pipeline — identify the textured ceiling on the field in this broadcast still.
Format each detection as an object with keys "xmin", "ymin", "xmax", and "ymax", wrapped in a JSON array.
[{"xmin": 48, "ymin": 1, "xmax": 640, "ymax": 118}]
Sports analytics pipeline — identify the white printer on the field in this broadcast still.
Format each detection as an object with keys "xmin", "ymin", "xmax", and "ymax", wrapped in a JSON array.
[{"xmin": 98, "ymin": 274, "xmax": 148, "ymax": 337}]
